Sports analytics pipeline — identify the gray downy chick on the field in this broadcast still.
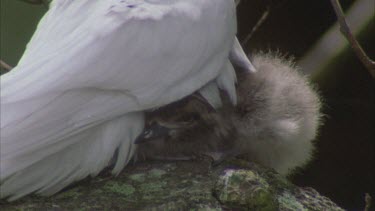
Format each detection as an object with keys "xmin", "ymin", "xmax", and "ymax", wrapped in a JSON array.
[
  {"xmin": 136, "ymin": 52, "xmax": 322, "ymax": 175},
  {"xmin": 232, "ymin": 52, "xmax": 322, "ymax": 174}
]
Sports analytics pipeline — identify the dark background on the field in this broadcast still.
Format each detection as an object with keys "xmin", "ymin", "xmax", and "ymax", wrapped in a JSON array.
[
  {"xmin": 1, "ymin": 0, "xmax": 374, "ymax": 210},
  {"xmin": 236, "ymin": 1, "xmax": 374, "ymax": 210}
]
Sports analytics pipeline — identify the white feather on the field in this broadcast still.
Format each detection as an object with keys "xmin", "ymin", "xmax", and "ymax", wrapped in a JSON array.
[
  {"xmin": 198, "ymin": 82, "xmax": 223, "ymax": 109},
  {"xmin": 229, "ymin": 38, "xmax": 257, "ymax": 73},
  {"xmin": 216, "ymin": 62, "xmax": 238, "ymax": 105},
  {"xmin": 0, "ymin": 0, "xmax": 238, "ymax": 199}
]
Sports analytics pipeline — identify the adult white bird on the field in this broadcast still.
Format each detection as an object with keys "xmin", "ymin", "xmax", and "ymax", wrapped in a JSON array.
[{"xmin": 0, "ymin": 0, "xmax": 254, "ymax": 200}]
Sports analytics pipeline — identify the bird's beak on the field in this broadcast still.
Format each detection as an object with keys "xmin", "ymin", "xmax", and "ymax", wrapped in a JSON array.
[{"xmin": 134, "ymin": 122, "xmax": 172, "ymax": 144}]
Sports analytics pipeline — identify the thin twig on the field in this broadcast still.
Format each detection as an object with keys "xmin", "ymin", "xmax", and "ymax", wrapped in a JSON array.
[
  {"xmin": 0, "ymin": 59, "xmax": 13, "ymax": 71},
  {"xmin": 241, "ymin": 7, "xmax": 270, "ymax": 46},
  {"xmin": 330, "ymin": 0, "xmax": 375, "ymax": 78},
  {"xmin": 18, "ymin": 0, "xmax": 44, "ymax": 4},
  {"xmin": 18, "ymin": 0, "xmax": 49, "ymax": 7}
]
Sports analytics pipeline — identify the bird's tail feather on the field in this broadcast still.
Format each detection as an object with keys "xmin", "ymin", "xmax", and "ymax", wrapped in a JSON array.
[
  {"xmin": 216, "ymin": 61, "xmax": 237, "ymax": 105},
  {"xmin": 230, "ymin": 38, "xmax": 256, "ymax": 73},
  {"xmin": 199, "ymin": 60, "xmax": 238, "ymax": 108},
  {"xmin": 0, "ymin": 113, "xmax": 144, "ymax": 201}
]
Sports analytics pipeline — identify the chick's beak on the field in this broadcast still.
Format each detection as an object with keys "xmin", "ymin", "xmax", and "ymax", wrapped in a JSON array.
[{"xmin": 134, "ymin": 122, "xmax": 172, "ymax": 144}]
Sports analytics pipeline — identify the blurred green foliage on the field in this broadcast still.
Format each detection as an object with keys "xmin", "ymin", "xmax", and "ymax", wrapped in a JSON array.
[{"xmin": 0, "ymin": 0, "xmax": 46, "ymax": 73}]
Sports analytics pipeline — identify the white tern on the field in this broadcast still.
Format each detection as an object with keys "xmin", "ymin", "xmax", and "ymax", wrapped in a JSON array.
[{"xmin": 0, "ymin": 0, "xmax": 254, "ymax": 200}]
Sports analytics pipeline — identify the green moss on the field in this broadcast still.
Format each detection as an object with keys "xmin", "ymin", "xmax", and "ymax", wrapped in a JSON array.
[
  {"xmin": 0, "ymin": 161, "xmax": 343, "ymax": 210},
  {"xmin": 163, "ymin": 163, "xmax": 177, "ymax": 171},
  {"xmin": 92, "ymin": 189, "xmax": 103, "ymax": 195},
  {"xmin": 248, "ymin": 190, "xmax": 277, "ymax": 211},
  {"xmin": 129, "ymin": 173, "xmax": 146, "ymax": 182},
  {"xmin": 148, "ymin": 169, "xmax": 166, "ymax": 178},
  {"xmin": 139, "ymin": 181, "xmax": 168, "ymax": 200},
  {"xmin": 214, "ymin": 169, "xmax": 277, "ymax": 210},
  {"xmin": 140, "ymin": 181, "xmax": 166, "ymax": 193},
  {"xmin": 103, "ymin": 182, "xmax": 135, "ymax": 196},
  {"xmin": 55, "ymin": 188, "xmax": 81, "ymax": 199},
  {"xmin": 278, "ymin": 191, "xmax": 306, "ymax": 211}
]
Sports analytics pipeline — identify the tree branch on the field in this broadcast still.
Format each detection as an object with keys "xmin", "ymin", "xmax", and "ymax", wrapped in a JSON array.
[
  {"xmin": 0, "ymin": 59, "xmax": 13, "ymax": 71},
  {"xmin": 330, "ymin": 0, "xmax": 375, "ymax": 78},
  {"xmin": 242, "ymin": 7, "xmax": 270, "ymax": 46},
  {"xmin": 365, "ymin": 193, "xmax": 372, "ymax": 211}
]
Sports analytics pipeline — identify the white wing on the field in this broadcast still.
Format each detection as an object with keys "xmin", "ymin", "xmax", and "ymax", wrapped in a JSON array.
[{"xmin": 0, "ymin": 0, "xmax": 239, "ymax": 199}]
